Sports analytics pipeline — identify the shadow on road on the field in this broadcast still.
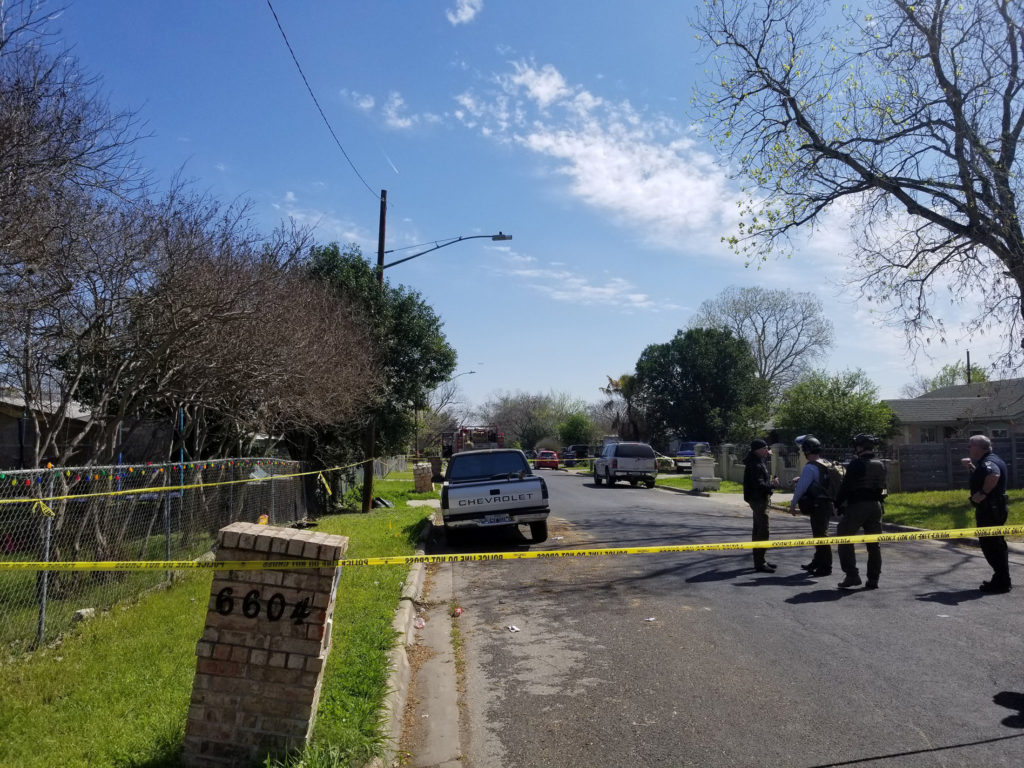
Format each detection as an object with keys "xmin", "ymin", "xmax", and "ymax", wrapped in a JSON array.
[
  {"xmin": 734, "ymin": 572, "xmax": 817, "ymax": 588},
  {"xmin": 916, "ymin": 589, "xmax": 987, "ymax": 606},
  {"xmin": 994, "ymin": 691, "xmax": 1024, "ymax": 728},
  {"xmin": 785, "ymin": 588, "xmax": 859, "ymax": 604},
  {"xmin": 802, "ymin": 733, "xmax": 1024, "ymax": 767},
  {"xmin": 685, "ymin": 566, "xmax": 752, "ymax": 583}
]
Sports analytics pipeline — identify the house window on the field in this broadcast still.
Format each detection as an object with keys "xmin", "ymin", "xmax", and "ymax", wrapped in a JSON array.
[
  {"xmin": 969, "ymin": 429, "xmax": 984, "ymax": 437},
  {"xmin": 992, "ymin": 428, "xmax": 1009, "ymax": 438},
  {"xmin": 919, "ymin": 428, "xmax": 936, "ymax": 444},
  {"xmin": 943, "ymin": 426, "xmax": 958, "ymax": 439}
]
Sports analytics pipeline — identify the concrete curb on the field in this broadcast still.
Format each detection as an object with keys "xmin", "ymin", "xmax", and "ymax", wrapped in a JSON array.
[
  {"xmin": 655, "ymin": 483, "xmax": 711, "ymax": 498},
  {"xmin": 368, "ymin": 516, "xmax": 433, "ymax": 768}
]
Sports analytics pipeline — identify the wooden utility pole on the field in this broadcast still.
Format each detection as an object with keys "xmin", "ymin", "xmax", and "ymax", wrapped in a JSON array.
[{"xmin": 361, "ymin": 189, "xmax": 387, "ymax": 513}]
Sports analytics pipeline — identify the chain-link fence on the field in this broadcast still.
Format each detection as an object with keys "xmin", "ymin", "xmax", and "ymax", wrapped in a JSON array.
[{"xmin": 0, "ymin": 457, "xmax": 310, "ymax": 655}]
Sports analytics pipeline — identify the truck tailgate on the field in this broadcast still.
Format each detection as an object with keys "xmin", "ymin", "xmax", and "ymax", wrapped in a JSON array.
[{"xmin": 444, "ymin": 476, "xmax": 546, "ymax": 524}]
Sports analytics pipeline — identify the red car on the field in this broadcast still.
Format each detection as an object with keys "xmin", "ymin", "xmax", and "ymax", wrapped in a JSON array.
[{"xmin": 534, "ymin": 450, "xmax": 559, "ymax": 470}]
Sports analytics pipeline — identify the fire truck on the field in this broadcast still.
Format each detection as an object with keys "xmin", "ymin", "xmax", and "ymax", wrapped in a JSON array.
[{"xmin": 441, "ymin": 425, "xmax": 505, "ymax": 458}]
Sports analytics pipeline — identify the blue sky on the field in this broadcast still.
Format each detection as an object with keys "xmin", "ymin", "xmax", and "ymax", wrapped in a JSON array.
[{"xmin": 53, "ymin": 0, "xmax": 998, "ymax": 410}]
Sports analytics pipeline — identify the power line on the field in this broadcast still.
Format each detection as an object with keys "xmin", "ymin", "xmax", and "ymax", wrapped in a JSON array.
[
  {"xmin": 265, "ymin": 0, "xmax": 380, "ymax": 200},
  {"xmin": 384, "ymin": 236, "xmax": 468, "ymax": 255}
]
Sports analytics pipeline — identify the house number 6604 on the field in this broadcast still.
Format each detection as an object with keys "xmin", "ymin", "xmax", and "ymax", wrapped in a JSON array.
[{"xmin": 215, "ymin": 587, "xmax": 312, "ymax": 625}]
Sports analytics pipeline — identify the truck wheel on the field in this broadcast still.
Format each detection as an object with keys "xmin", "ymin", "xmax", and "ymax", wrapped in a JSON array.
[
  {"xmin": 629, "ymin": 479, "xmax": 638, "ymax": 487},
  {"xmin": 593, "ymin": 470, "xmax": 602, "ymax": 486},
  {"xmin": 645, "ymin": 479, "xmax": 656, "ymax": 489},
  {"xmin": 605, "ymin": 470, "xmax": 615, "ymax": 486},
  {"xmin": 530, "ymin": 520, "xmax": 548, "ymax": 543}
]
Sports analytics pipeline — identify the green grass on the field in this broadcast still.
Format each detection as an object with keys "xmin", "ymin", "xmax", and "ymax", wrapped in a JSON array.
[
  {"xmin": 0, "ymin": 571, "xmax": 211, "ymax": 768},
  {"xmin": 655, "ymin": 475, "xmax": 744, "ymax": 494},
  {"xmin": 0, "ymin": 482, "xmax": 434, "ymax": 768},
  {"xmin": 883, "ymin": 488, "xmax": 1024, "ymax": 533}
]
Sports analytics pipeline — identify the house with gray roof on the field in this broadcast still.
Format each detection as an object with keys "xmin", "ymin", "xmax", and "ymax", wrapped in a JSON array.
[{"xmin": 884, "ymin": 378, "xmax": 1024, "ymax": 445}]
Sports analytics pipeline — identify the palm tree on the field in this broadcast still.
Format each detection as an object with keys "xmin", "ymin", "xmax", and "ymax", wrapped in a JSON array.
[{"xmin": 600, "ymin": 374, "xmax": 644, "ymax": 441}]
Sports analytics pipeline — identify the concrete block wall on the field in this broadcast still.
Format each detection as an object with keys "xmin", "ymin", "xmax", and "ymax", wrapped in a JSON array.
[{"xmin": 182, "ymin": 522, "xmax": 348, "ymax": 768}]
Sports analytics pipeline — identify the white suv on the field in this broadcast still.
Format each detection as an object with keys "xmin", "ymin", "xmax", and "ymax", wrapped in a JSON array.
[{"xmin": 593, "ymin": 442, "xmax": 657, "ymax": 488}]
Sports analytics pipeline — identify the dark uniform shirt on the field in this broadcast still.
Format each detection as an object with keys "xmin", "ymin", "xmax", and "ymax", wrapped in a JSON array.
[
  {"xmin": 970, "ymin": 451, "xmax": 1007, "ymax": 497},
  {"xmin": 835, "ymin": 451, "xmax": 886, "ymax": 507},
  {"xmin": 743, "ymin": 454, "xmax": 772, "ymax": 504}
]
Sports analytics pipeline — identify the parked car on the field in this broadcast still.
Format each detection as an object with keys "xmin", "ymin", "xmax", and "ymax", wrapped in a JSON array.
[
  {"xmin": 440, "ymin": 449, "xmax": 549, "ymax": 542},
  {"xmin": 535, "ymin": 450, "xmax": 560, "ymax": 470},
  {"xmin": 674, "ymin": 441, "xmax": 711, "ymax": 473},
  {"xmin": 563, "ymin": 443, "xmax": 591, "ymax": 467},
  {"xmin": 593, "ymin": 442, "xmax": 657, "ymax": 487},
  {"xmin": 523, "ymin": 449, "xmax": 538, "ymax": 459}
]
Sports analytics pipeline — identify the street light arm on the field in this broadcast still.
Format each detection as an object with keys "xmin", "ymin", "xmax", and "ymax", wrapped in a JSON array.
[{"xmin": 381, "ymin": 233, "xmax": 511, "ymax": 270}]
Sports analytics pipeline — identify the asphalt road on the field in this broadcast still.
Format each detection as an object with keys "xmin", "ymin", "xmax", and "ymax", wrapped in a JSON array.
[{"xmin": 428, "ymin": 470, "xmax": 1024, "ymax": 768}]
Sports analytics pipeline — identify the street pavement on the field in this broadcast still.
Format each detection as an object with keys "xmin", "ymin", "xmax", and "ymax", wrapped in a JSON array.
[{"xmin": 405, "ymin": 471, "xmax": 1024, "ymax": 767}]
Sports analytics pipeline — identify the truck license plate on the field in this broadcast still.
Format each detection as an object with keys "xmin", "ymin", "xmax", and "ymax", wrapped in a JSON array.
[{"xmin": 481, "ymin": 513, "xmax": 512, "ymax": 526}]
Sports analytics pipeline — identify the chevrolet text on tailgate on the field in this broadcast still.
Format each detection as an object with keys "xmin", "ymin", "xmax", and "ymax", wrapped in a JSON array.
[{"xmin": 441, "ymin": 449, "xmax": 550, "ymax": 543}]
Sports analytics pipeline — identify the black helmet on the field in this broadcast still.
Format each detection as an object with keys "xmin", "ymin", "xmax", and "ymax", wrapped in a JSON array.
[
  {"xmin": 852, "ymin": 433, "xmax": 877, "ymax": 449},
  {"xmin": 801, "ymin": 436, "xmax": 822, "ymax": 455}
]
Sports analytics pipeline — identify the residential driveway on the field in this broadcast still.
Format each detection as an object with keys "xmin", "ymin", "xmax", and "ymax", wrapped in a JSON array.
[{"xmin": 420, "ymin": 470, "xmax": 1024, "ymax": 768}]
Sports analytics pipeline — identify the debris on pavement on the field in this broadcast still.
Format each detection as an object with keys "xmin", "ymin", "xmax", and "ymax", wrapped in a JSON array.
[
  {"xmin": 452, "ymin": 606, "xmax": 463, "ymax": 617},
  {"xmin": 645, "ymin": 617, "xmax": 656, "ymax": 622},
  {"xmin": 413, "ymin": 617, "xmax": 426, "ymax": 629},
  {"xmin": 508, "ymin": 625, "xmax": 520, "ymax": 632}
]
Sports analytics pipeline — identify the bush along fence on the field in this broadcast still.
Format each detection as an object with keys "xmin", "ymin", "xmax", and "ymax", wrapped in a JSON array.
[{"xmin": 0, "ymin": 457, "xmax": 312, "ymax": 656}]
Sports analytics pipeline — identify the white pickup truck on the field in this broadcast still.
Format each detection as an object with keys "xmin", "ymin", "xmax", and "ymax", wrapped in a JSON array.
[
  {"xmin": 440, "ymin": 449, "xmax": 550, "ymax": 542},
  {"xmin": 593, "ymin": 442, "xmax": 658, "ymax": 488}
]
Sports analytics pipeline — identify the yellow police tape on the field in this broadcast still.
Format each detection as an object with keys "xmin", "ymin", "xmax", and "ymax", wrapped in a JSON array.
[{"xmin": 2, "ymin": 524, "xmax": 1022, "ymax": 572}]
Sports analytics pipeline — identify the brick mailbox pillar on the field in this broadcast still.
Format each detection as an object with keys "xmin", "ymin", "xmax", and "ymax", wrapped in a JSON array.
[{"xmin": 182, "ymin": 521, "xmax": 348, "ymax": 768}]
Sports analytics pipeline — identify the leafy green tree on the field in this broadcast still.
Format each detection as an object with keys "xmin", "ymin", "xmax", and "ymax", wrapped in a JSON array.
[
  {"xmin": 900, "ymin": 362, "xmax": 990, "ymax": 398},
  {"xmin": 694, "ymin": 1, "xmax": 1024, "ymax": 363},
  {"xmin": 775, "ymin": 369, "xmax": 895, "ymax": 446},
  {"xmin": 300, "ymin": 242, "xmax": 457, "ymax": 463},
  {"xmin": 634, "ymin": 327, "xmax": 768, "ymax": 446},
  {"xmin": 557, "ymin": 412, "xmax": 595, "ymax": 447}
]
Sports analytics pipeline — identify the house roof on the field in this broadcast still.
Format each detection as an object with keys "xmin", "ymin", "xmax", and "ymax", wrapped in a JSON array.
[
  {"xmin": 0, "ymin": 391, "xmax": 91, "ymax": 422},
  {"xmin": 884, "ymin": 378, "xmax": 1024, "ymax": 425}
]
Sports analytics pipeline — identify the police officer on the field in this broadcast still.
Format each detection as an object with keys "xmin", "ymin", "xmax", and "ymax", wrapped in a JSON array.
[
  {"xmin": 835, "ymin": 434, "xmax": 886, "ymax": 590},
  {"xmin": 743, "ymin": 438, "xmax": 778, "ymax": 572},
  {"xmin": 788, "ymin": 436, "xmax": 834, "ymax": 576},
  {"xmin": 963, "ymin": 434, "xmax": 1011, "ymax": 593}
]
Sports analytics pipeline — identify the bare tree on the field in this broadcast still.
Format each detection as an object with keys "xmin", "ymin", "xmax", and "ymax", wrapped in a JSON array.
[
  {"xmin": 689, "ymin": 286, "xmax": 833, "ymax": 398},
  {"xmin": 694, "ymin": 1, "xmax": 1024, "ymax": 363}
]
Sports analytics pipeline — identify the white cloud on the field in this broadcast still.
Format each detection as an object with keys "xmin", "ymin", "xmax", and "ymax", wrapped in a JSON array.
[
  {"xmin": 284, "ymin": 190, "xmax": 297, "ymax": 203},
  {"xmin": 341, "ymin": 89, "xmax": 375, "ymax": 111},
  {"xmin": 455, "ymin": 61, "xmax": 739, "ymax": 253},
  {"xmin": 446, "ymin": 0, "xmax": 483, "ymax": 26},
  {"xmin": 505, "ymin": 62, "xmax": 570, "ymax": 109},
  {"xmin": 495, "ymin": 251, "xmax": 676, "ymax": 313},
  {"xmin": 214, "ymin": 162, "xmax": 227, "ymax": 172}
]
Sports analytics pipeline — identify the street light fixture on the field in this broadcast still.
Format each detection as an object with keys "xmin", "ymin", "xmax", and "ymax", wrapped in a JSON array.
[
  {"xmin": 378, "ymin": 233, "xmax": 512, "ymax": 281},
  {"xmin": 362, "ymin": 187, "xmax": 510, "ymax": 512}
]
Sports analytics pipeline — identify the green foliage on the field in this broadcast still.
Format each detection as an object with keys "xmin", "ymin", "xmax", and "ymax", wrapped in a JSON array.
[
  {"xmin": 884, "ymin": 489, "xmax": 1024, "ymax": 532},
  {"xmin": 634, "ymin": 327, "xmax": 769, "ymax": 445},
  {"xmin": 774, "ymin": 369, "xmax": 895, "ymax": 446},
  {"xmin": 301, "ymin": 243, "xmax": 457, "ymax": 461},
  {"xmin": 557, "ymin": 412, "xmax": 595, "ymax": 447},
  {"xmin": 477, "ymin": 390, "xmax": 588, "ymax": 450}
]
